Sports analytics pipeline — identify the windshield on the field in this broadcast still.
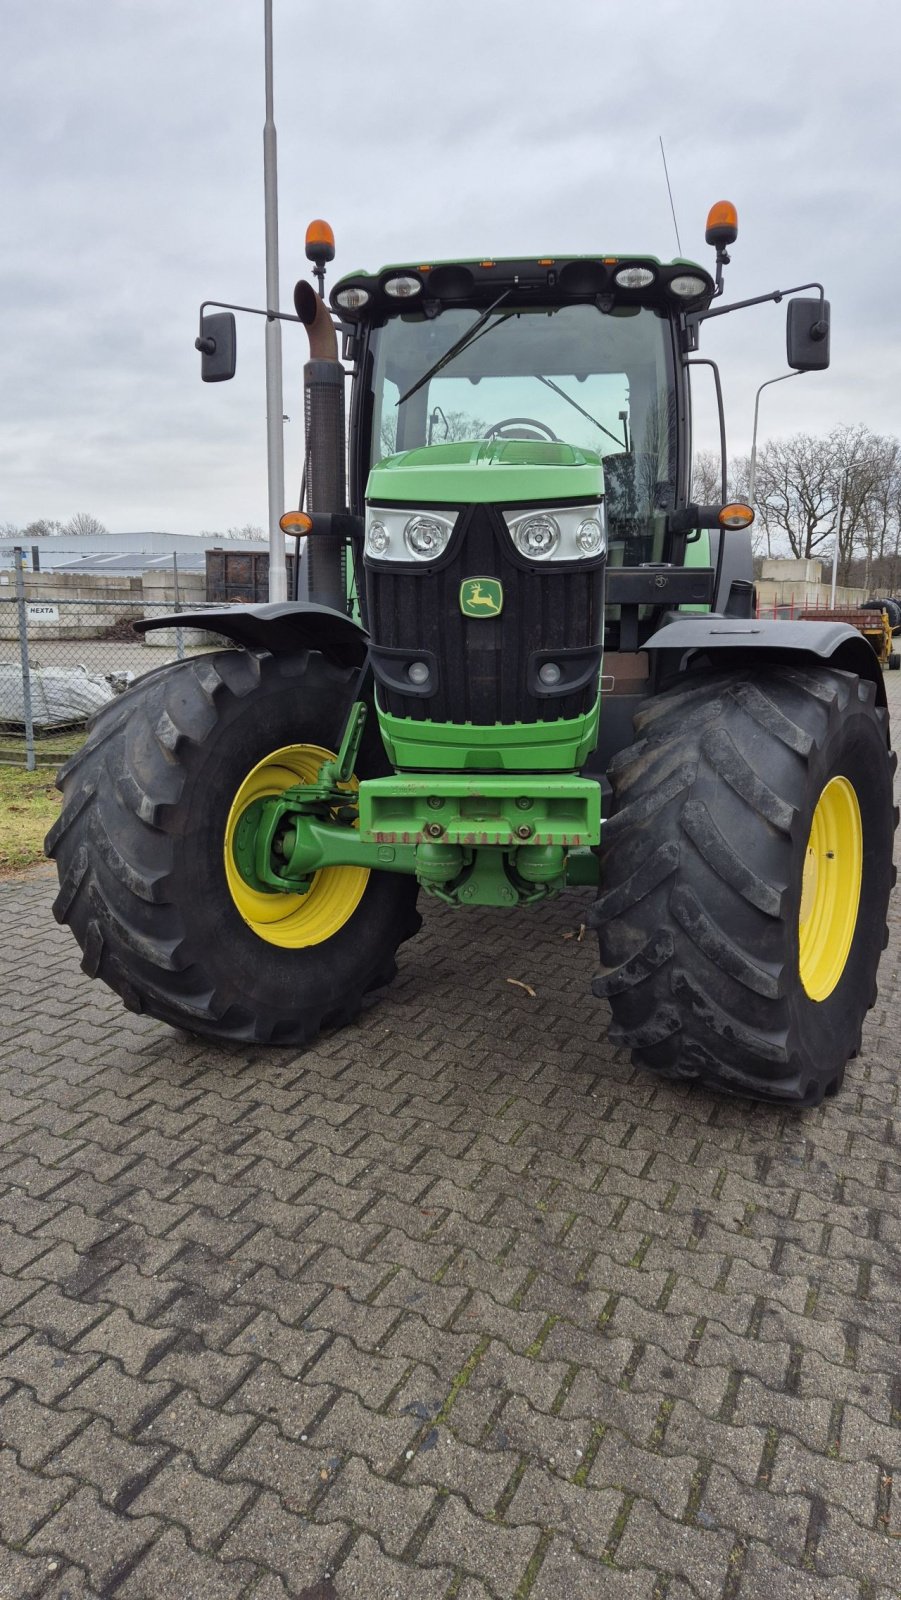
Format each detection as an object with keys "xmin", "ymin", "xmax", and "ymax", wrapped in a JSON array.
[{"xmin": 367, "ymin": 302, "xmax": 678, "ymax": 558}]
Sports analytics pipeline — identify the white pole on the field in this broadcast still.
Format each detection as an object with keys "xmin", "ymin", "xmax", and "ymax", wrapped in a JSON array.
[
  {"xmin": 831, "ymin": 468, "xmax": 845, "ymax": 607},
  {"xmin": 263, "ymin": 0, "xmax": 287, "ymax": 603}
]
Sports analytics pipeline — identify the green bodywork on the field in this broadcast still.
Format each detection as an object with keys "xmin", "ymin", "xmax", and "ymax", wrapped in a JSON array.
[
  {"xmin": 367, "ymin": 439, "xmax": 604, "ymax": 506},
  {"xmin": 377, "ymin": 698, "xmax": 601, "ymax": 773}
]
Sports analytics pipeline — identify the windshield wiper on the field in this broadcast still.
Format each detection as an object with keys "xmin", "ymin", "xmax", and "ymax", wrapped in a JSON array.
[
  {"xmin": 397, "ymin": 291, "xmax": 512, "ymax": 406},
  {"xmin": 536, "ymin": 376, "xmax": 628, "ymax": 451}
]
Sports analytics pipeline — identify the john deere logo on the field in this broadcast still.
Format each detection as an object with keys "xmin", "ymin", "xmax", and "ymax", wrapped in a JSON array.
[{"xmin": 460, "ymin": 578, "xmax": 503, "ymax": 617}]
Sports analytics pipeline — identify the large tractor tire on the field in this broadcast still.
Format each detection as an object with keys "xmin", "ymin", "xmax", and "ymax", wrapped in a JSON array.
[
  {"xmin": 46, "ymin": 648, "xmax": 421, "ymax": 1045},
  {"xmin": 592, "ymin": 666, "xmax": 898, "ymax": 1105}
]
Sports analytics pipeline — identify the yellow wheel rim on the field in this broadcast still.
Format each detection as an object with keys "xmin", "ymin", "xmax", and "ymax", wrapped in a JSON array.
[
  {"xmin": 798, "ymin": 775, "xmax": 863, "ymax": 1002},
  {"xmin": 224, "ymin": 744, "xmax": 369, "ymax": 949}
]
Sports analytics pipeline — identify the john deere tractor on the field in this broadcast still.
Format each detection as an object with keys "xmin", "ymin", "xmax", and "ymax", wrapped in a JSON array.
[{"xmin": 47, "ymin": 203, "xmax": 898, "ymax": 1105}]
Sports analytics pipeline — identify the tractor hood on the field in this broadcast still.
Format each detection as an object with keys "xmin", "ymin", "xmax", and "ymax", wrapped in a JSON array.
[{"xmin": 366, "ymin": 439, "xmax": 604, "ymax": 506}]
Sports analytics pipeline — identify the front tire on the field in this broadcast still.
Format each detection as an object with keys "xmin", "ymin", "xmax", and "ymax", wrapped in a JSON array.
[
  {"xmin": 46, "ymin": 649, "xmax": 421, "ymax": 1045},
  {"xmin": 592, "ymin": 667, "xmax": 898, "ymax": 1105}
]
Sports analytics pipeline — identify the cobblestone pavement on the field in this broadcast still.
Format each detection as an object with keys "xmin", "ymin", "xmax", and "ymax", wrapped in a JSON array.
[{"xmin": 1, "ymin": 671, "xmax": 900, "ymax": 1600}]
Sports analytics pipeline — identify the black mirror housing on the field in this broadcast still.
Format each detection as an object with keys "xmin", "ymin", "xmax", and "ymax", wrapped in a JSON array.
[
  {"xmin": 195, "ymin": 312, "xmax": 237, "ymax": 382},
  {"xmin": 786, "ymin": 297, "xmax": 830, "ymax": 371}
]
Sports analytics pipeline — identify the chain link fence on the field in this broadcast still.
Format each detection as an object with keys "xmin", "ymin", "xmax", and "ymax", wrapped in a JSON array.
[{"xmin": 1, "ymin": 549, "xmax": 225, "ymax": 769}]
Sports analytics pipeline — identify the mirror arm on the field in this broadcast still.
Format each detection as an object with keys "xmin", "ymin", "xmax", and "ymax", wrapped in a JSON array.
[{"xmin": 686, "ymin": 280, "xmax": 826, "ymax": 332}]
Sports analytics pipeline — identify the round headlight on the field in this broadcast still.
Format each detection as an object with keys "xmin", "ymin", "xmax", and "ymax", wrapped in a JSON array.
[
  {"xmin": 404, "ymin": 515, "xmax": 450, "ymax": 558},
  {"xmin": 614, "ymin": 266, "xmax": 655, "ymax": 290},
  {"xmin": 576, "ymin": 517, "xmax": 604, "ymax": 555},
  {"xmin": 514, "ymin": 515, "xmax": 560, "ymax": 559},
  {"xmin": 407, "ymin": 661, "xmax": 430, "ymax": 685},
  {"xmin": 384, "ymin": 275, "xmax": 422, "ymax": 299},
  {"xmin": 335, "ymin": 287, "xmax": 370, "ymax": 310},
  {"xmin": 367, "ymin": 521, "xmax": 390, "ymax": 555},
  {"xmin": 669, "ymin": 274, "xmax": 708, "ymax": 299},
  {"xmin": 538, "ymin": 662, "xmax": 562, "ymax": 686}
]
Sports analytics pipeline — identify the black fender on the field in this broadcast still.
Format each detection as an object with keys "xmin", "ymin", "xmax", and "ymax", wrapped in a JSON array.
[
  {"xmin": 643, "ymin": 616, "xmax": 887, "ymax": 711},
  {"xmin": 135, "ymin": 601, "xmax": 369, "ymax": 668}
]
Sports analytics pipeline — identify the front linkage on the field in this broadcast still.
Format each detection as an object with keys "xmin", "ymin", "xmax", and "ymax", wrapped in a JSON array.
[{"xmin": 231, "ymin": 699, "xmax": 602, "ymax": 907}]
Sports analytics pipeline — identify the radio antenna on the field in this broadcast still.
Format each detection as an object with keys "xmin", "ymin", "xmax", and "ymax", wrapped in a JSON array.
[{"xmin": 659, "ymin": 136, "xmax": 683, "ymax": 257}]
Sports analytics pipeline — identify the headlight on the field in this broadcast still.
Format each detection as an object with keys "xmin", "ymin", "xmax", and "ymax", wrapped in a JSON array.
[
  {"xmin": 405, "ymin": 515, "xmax": 451, "ymax": 559},
  {"xmin": 513, "ymin": 514, "xmax": 560, "ymax": 560},
  {"xmin": 504, "ymin": 503, "xmax": 606, "ymax": 563},
  {"xmin": 365, "ymin": 507, "xmax": 456, "ymax": 562},
  {"xmin": 668, "ymin": 274, "xmax": 708, "ymax": 299}
]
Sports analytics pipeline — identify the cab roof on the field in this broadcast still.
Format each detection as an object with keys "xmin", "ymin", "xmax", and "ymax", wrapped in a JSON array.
[{"xmin": 330, "ymin": 254, "xmax": 715, "ymax": 320}]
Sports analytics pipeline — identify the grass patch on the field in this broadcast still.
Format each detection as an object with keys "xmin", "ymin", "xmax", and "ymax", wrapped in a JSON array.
[
  {"xmin": 0, "ymin": 762, "xmax": 65, "ymax": 874},
  {"xmin": 0, "ymin": 727, "xmax": 86, "ymax": 765}
]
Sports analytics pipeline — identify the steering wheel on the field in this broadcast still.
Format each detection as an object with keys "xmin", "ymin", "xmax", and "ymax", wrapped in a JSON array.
[{"xmin": 484, "ymin": 417, "xmax": 559, "ymax": 442}]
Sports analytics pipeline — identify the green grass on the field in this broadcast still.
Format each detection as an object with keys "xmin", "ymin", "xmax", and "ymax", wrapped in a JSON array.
[{"xmin": 0, "ymin": 730, "xmax": 86, "ymax": 872}]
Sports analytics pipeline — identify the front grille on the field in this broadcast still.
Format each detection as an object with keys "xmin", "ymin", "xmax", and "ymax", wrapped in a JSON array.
[{"xmin": 366, "ymin": 504, "xmax": 604, "ymax": 724}]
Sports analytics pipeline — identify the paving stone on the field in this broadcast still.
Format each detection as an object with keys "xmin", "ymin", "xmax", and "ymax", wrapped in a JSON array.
[
  {"xmin": 0, "ymin": 1447, "xmax": 75, "ymax": 1544},
  {"xmin": 0, "ymin": 1384, "xmax": 87, "ymax": 1467},
  {"xmin": 0, "ymin": 1334, "xmax": 99, "ymax": 1405},
  {"xmin": 127, "ymin": 1454, "xmax": 255, "ymax": 1550},
  {"xmin": 320, "ymin": 1454, "xmax": 434, "ymax": 1555},
  {"xmin": 224, "ymin": 1421, "xmax": 336, "ymax": 1511},
  {"xmin": 530, "ymin": 1540, "xmax": 659, "ymax": 1599},
  {"xmin": 404, "ymin": 1427, "xmax": 513, "ymax": 1515},
  {"xmin": 59, "ymin": 1358, "xmax": 173, "ymax": 1432},
  {"xmin": 0, "ymin": 1541, "xmax": 55, "ymax": 1600},
  {"xmin": 25, "ymin": 1485, "xmax": 159, "ymax": 1591},
  {"xmin": 332, "ymin": 1531, "xmax": 452, "ymax": 1598},
  {"xmin": 217, "ymin": 1489, "xmax": 346, "ymax": 1585},
  {"xmin": 135, "ymin": 1386, "xmax": 257, "ymax": 1472},
  {"xmin": 613, "ymin": 1498, "xmax": 734, "ymax": 1597},
  {"xmin": 418, "ymin": 1494, "xmax": 542, "ymax": 1598},
  {"xmin": 734, "ymin": 1539, "xmax": 860, "ymax": 1600},
  {"xmin": 507, "ymin": 1462, "xmax": 621, "ymax": 1558},
  {"xmin": 45, "ymin": 1416, "xmax": 168, "ymax": 1504}
]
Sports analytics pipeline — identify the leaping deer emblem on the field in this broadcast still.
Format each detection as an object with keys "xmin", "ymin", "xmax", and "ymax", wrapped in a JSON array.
[{"xmin": 465, "ymin": 582, "xmax": 500, "ymax": 613}]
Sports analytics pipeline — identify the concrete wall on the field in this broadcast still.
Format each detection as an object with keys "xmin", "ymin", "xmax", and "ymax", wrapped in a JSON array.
[{"xmin": 0, "ymin": 568, "xmax": 210, "ymax": 642}]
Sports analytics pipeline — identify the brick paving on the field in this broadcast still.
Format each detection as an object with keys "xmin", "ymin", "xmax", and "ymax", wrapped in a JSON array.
[{"xmin": 1, "ymin": 669, "xmax": 899, "ymax": 1600}]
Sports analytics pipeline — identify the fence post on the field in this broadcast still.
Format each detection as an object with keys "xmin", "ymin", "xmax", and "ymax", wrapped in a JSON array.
[
  {"xmin": 13, "ymin": 547, "xmax": 36, "ymax": 771},
  {"xmin": 172, "ymin": 552, "xmax": 185, "ymax": 662}
]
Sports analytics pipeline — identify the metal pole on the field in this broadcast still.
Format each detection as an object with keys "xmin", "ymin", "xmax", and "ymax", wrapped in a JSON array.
[
  {"xmin": 263, "ymin": 0, "xmax": 287, "ymax": 603},
  {"xmin": 748, "ymin": 371, "xmax": 803, "ymax": 505},
  {"xmin": 13, "ymin": 547, "xmax": 35, "ymax": 772},
  {"xmin": 172, "ymin": 551, "xmax": 185, "ymax": 661},
  {"xmin": 831, "ymin": 469, "xmax": 845, "ymax": 608}
]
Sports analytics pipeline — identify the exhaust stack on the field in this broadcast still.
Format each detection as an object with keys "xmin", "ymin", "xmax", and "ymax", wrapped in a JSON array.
[{"xmin": 294, "ymin": 278, "xmax": 346, "ymax": 611}]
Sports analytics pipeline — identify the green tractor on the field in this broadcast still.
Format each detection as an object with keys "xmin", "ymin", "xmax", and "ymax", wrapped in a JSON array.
[{"xmin": 47, "ymin": 203, "xmax": 898, "ymax": 1105}]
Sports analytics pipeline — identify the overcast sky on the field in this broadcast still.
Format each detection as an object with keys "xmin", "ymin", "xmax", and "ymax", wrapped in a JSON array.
[{"xmin": 3, "ymin": 0, "xmax": 899, "ymax": 536}]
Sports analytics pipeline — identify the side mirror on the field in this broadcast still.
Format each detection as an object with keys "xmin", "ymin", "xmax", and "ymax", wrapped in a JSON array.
[
  {"xmin": 787, "ymin": 297, "xmax": 830, "ymax": 371},
  {"xmin": 195, "ymin": 312, "xmax": 236, "ymax": 382}
]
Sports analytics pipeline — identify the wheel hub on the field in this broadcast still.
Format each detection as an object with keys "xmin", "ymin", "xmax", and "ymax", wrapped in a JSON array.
[{"xmin": 798, "ymin": 775, "xmax": 863, "ymax": 1002}]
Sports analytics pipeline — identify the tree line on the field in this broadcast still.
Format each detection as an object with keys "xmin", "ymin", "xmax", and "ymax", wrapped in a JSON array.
[
  {"xmin": 694, "ymin": 423, "xmax": 901, "ymax": 592},
  {"xmin": 2, "ymin": 516, "xmax": 266, "ymax": 543}
]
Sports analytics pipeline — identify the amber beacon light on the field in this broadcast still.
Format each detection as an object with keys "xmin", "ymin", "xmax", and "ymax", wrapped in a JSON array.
[{"xmin": 705, "ymin": 201, "xmax": 739, "ymax": 249}]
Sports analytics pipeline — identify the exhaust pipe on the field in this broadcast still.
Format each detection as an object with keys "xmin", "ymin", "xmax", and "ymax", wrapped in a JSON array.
[{"xmin": 294, "ymin": 279, "xmax": 346, "ymax": 610}]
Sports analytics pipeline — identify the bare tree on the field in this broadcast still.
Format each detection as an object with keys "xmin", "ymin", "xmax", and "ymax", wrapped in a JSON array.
[
  {"xmin": 63, "ymin": 511, "xmax": 107, "ymax": 538},
  {"xmin": 380, "ymin": 409, "xmax": 486, "ymax": 459},
  {"xmin": 691, "ymin": 450, "xmax": 723, "ymax": 504},
  {"xmin": 225, "ymin": 524, "xmax": 267, "ymax": 541},
  {"xmin": 22, "ymin": 518, "xmax": 64, "ymax": 539}
]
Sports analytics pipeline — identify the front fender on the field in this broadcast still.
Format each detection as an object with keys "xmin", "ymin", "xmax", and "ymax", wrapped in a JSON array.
[
  {"xmin": 643, "ymin": 616, "xmax": 887, "ymax": 710},
  {"xmin": 135, "ymin": 601, "xmax": 369, "ymax": 667}
]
